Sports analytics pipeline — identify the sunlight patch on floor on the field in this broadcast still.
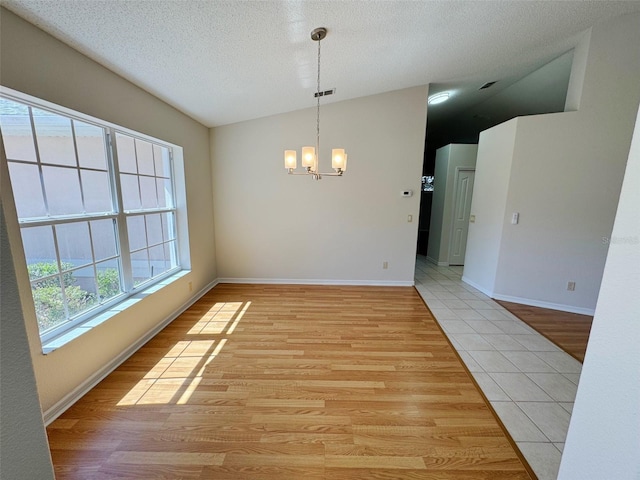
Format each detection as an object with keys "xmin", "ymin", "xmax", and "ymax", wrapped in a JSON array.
[{"xmin": 117, "ymin": 300, "xmax": 250, "ymax": 406}]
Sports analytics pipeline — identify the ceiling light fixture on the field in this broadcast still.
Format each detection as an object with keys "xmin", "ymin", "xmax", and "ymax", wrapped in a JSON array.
[
  {"xmin": 285, "ymin": 27, "xmax": 346, "ymax": 180},
  {"xmin": 428, "ymin": 92, "xmax": 450, "ymax": 105}
]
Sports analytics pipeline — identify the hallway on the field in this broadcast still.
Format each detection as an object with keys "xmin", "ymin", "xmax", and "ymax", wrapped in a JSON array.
[{"xmin": 415, "ymin": 256, "xmax": 584, "ymax": 480}]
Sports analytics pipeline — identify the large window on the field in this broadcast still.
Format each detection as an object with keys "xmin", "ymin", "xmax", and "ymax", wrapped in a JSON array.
[{"xmin": 0, "ymin": 93, "xmax": 182, "ymax": 342}]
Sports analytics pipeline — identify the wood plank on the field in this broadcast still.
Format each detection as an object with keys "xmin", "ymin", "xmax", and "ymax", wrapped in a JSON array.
[
  {"xmin": 47, "ymin": 284, "xmax": 535, "ymax": 479},
  {"xmin": 496, "ymin": 300, "xmax": 593, "ymax": 362}
]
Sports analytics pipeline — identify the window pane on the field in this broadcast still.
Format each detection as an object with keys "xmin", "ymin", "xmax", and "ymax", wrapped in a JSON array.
[
  {"xmin": 21, "ymin": 226, "xmax": 57, "ymax": 279},
  {"xmin": 81, "ymin": 169, "xmax": 113, "ymax": 213},
  {"xmin": 157, "ymin": 178, "xmax": 173, "ymax": 208},
  {"xmin": 146, "ymin": 214, "xmax": 163, "ymax": 246},
  {"xmin": 7, "ymin": 162, "xmax": 47, "ymax": 218},
  {"xmin": 0, "ymin": 99, "xmax": 36, "ymax": 162},
  {"xmin": 56, "ymin": 222, "xmax": 92, "ymax": 268},
  {"xmin": 64, "ymin": 266, "xmax": 98, "ymax": 318},
  {"xmin": 75, "ymin": 121, "xmax": 107, "ymax": 170},
  {"xmin": 32, "ymin": 108, "xmax": 76, "ymax": 166},
  {"xmin": 149, "ymin": 244, "xmax": 167, "ymax": 277},
  {"xmin": 90, "ymin": 219, "xmax": 118, "ymax": 261},
  {"xmin": 127, "ymin": 215, "xmax": 147, "ymax": 251},
  {"xmin": 42, "ymin": 166, "xmax": 83, "ymax": 216},
  {"xmin": 131, "ymin": 249, "xmax": 150, "ymax": 286},
  {"xmin": 156, "ymin": 178, "xmax": 172, "ymax": 208},
  {"xmin": 135, "ymin": 139, "xmax": 155, "ymax": 176},
  {"xmin": 96, "ymin": 260, "xmax": 122, "ymax": 301},
  {"xmin": 32, "ymin": 275, "xmax": 65, "ymax": 333},
  {"xmin": 140, "ymin": 176, "xmax": 157, "ymax": 209},
  {"xmin": 120, "ymin": 174, "xmax": 141, "ymax": 211},
  {"xmin": 115, "ymin": 133, "xmax": 136, "ymax": 173},
  {"xmin": 165, "ymin": 241, "xmax": 178, "ymax": 270},
  {"xmin": 161, "ymin": 212, "xmax": 176, "ymax": 241},
  {"xmin": 72, "ymin": 265, "xmax": 96, "ymax": 296},
  {"xmin": 153, "ymin": 144, "xmax": 170, "ymax": 178}
]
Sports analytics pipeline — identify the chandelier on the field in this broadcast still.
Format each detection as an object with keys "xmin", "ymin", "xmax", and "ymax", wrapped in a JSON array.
[{"xmin": 284, "ymin": 27, "xmax": 347, "ymax": 180}]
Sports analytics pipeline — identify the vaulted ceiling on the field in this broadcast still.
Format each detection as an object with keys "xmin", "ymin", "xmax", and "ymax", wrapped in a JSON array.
[{"xmin": 3, "ymin": 1, "xmax": 640, "ymax": 127}]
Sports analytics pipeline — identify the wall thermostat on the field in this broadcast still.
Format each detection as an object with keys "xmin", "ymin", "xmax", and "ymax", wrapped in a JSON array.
[{"xmin": 401, "ymin": 190, "xmax": 413, "ymax": 197}]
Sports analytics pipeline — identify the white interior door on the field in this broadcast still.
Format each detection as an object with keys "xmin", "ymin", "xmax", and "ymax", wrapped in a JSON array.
[{"xmin": 449, "ymin": 169, "xmax": 475, "ymax": 266}]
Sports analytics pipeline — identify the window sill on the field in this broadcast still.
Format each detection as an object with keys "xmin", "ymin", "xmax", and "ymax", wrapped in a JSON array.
[{"xmin": 42, "ymin": 270, "xmax": 190, "ymax": 354}]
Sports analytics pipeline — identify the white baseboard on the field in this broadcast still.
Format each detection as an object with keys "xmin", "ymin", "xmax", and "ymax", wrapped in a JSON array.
[
  {"xmin": 460, "ymin": 276, "xmax": 595, "ymax": 315},
  {"xmin": 491, "ymin": 293, "xmax": 595, "ymax": 316},
  {"xmin": 461, "ymin": 276, "xmax": 495, "ymax": 297},
  {"xmin": 217, "ymin": 278, "xmax": 414, "ymax": 287},
  {"xmin": 425, "ymin": 256, "xmax": 449, "ymax": 266},
  {"xmin": 42, "ymin": 278, "xmax": 219, "ymax": 425}
]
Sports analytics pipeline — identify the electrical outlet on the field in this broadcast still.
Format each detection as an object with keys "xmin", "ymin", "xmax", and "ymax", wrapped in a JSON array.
[
  {"xmin": 567, "ymin": 281, "xmax": 575, "ymax": 291},
  {"xmin": 188, "ymin": 281, "xmax": 193, "ymax": 292},
  {"xmin": 383, "ymin": 261, "xmax": 388, "ymax": 270}
]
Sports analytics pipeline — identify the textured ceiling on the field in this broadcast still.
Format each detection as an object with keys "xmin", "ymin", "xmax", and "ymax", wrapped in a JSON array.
[{"xmin": 3, "ymin": 1, "xmax": 640, "ymax": 127}]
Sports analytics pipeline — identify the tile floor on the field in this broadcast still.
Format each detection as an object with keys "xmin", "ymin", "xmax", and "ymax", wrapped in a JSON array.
[{"xmin": 414, "ymin": 256, "xmax": 583, "ymax": 480}]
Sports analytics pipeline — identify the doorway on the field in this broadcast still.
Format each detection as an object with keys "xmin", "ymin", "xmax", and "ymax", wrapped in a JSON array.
[{"xmin": 449, "ymin": 168, "xmax": 475, "ymax": 266}]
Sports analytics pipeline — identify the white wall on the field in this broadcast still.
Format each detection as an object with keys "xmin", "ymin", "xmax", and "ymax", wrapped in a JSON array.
[
  {"xmin": 211, "ymin": 86, "xmax": 428, "ymax": 285},
  {"xmin": 463, "ymin": 13, "xmax": 640, "ymax": 313},
  {"xmin": 0, "ymin": 9, "xmax": 216, "ymax": 415},
  {"xmin": 558, "ymin": 106, "xmax": 640, "ymax": 480},
  {"xmin": 427, "ymin": 145, "xmax": 451, "ymax": 264},
  {"xmin": 427, "ymin": 144, "xmax": 477, "ymax": 265},
  {"xmin": 462, "ymin": 120, "xmax": 517, "ymax": 294},
  {"xmin": 0, "ymin": 198, "xmax": 54, "ymax": 479}
]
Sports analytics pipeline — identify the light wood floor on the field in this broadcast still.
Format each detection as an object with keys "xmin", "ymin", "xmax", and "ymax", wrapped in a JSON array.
[
  {"xmin": 48, "ymin": 284, "xmax": 535, "ymax": 479},
  {"xmin": 496, "ymin": 300, "xmax": 593, "ymax": 362}
]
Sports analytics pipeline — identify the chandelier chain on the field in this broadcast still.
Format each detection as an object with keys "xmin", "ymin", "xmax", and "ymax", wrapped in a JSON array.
[{"xmin": 316, "ymin": 34, "xmax": 321, "ymax": 156}]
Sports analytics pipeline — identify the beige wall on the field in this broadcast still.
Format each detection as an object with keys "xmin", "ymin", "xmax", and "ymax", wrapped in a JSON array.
[
  {"xmin": 0, "ymin": 8, "xmax": 216, "ymax": 416},
  {"xmin": 558, "ymin": 102, "xmax": 640, "ymax": 480},
  {"xmin": 211, "ymin": 86, "xmax": 428, "ymax": 284},
  {"xmin": 0, "ymin": 197, "xmax": 55, "ymax": 480},
  {"xmin": 464, "ymin": 13, "xmax": 640, "ymax": 314}
]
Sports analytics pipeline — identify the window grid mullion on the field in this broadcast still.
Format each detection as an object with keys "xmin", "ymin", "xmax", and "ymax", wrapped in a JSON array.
[
  {"xmin": 27, "ymin": 106, "xmax": 52, "ymax": 218},
  {"xmin": 8, "ymin": 157, "xmax": 108, "ymax": 174},
  {"xmin": 86, "ymin": 220, "xmax": 103, "ymax": 302},
  {"xmin": 49, "ymin": 224, "xmax": 71, "ymax": 322},
  {"xmin": 152, "ymin": 144, "xmax": 161, "ymax": 208},
  {"xmin": 69, "ymin": 120, "xmax": 88, "ymax": 215},
  {"xmin": 134, "ymin": 140, "xmax": 144, "ymax": 210},
  {"xmin": 107, "ymin": 130, "xmax": 134, "ymax": 293},
  {"xmin": 143, "ymin": 215, "xmax": 152, "ymax": 281}
]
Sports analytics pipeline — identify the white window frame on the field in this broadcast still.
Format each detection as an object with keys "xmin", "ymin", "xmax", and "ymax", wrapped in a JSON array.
[{"xmin": 0, "ymin": 87, "xmax": 191, "ymax": 346}]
